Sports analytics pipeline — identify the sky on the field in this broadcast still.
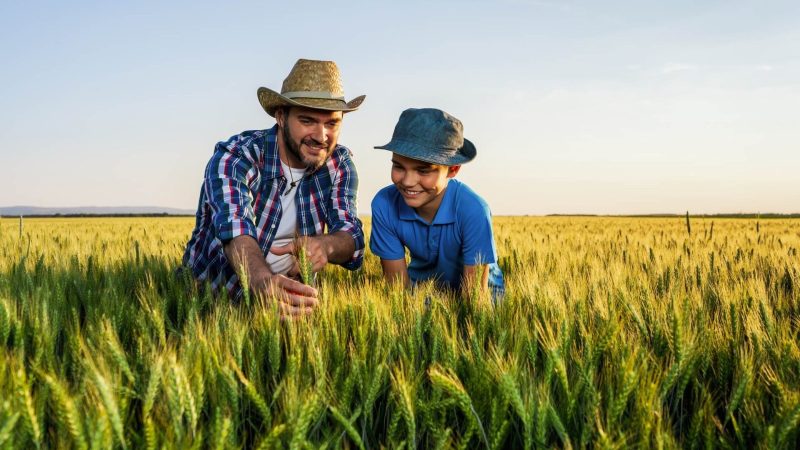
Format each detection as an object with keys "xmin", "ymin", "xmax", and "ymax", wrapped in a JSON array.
[{"xmin": 1, "ymin": 0, "xmax": 798, "ymax": 215}]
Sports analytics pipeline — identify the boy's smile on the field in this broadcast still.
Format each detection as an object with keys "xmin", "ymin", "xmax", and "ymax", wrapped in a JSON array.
[{"xmin": 390, "ymin": 153, "xmax": 460, "ymax": 222}]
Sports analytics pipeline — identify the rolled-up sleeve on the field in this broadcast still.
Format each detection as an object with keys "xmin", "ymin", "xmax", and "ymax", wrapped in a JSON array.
[
  {"xmin": 327, "ymin": 152, "xmax": 365, "ymax": 270},
  {"xmin": 204, "ymin": 139, "xmax": 261, "ymax": 243},
  {"xmin": 460, "ymin": 198, "xmax": 498, "ymax": 266},
  {"xmin": 369, "ymin": 190, "xmax": 405, "ymax": 260}
]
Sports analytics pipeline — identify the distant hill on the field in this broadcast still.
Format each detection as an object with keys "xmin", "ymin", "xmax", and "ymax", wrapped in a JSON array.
[
  {"xmin": 546, "ymin": 213, "xmax": 800, "ymax": 219},
  {"xmin": 0, "ymin": 206, "xmax": 195, "ymax": 216}
]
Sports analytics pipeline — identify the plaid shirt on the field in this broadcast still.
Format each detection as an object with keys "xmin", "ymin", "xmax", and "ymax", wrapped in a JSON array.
[{"xmin": 183, "ymin": 125, "xmax": 364, "ymax": 299}]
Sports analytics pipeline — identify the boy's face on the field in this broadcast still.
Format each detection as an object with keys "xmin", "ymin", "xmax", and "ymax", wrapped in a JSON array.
[{"xmin": 390, "ymin": 153, "xmax": 460, "ymax": 216}]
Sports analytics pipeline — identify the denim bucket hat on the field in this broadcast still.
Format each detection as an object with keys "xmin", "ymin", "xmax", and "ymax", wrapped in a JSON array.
[{"xmin": 374, "ymin": 108, "xmax": 476, "ymax": 166}]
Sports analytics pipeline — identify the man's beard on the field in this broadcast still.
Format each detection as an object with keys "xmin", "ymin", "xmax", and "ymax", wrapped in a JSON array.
[{"xmin": 281, "ymin": 121, "xmax": 332, "ymax": 170}]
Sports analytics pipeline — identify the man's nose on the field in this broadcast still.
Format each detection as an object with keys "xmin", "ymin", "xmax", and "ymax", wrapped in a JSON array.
[{"xmin": 311, "ymin": 124, "xmax": 327, "ymax": 143}]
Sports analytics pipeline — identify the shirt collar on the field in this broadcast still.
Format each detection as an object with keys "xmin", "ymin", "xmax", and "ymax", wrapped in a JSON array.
[
  {"xmin": 398, "ymin": 179, "xmax": 457, "ymax": 225},
  {"xmin": 264, "ymin": 125, "xmax": 282, "ymax": 181}
]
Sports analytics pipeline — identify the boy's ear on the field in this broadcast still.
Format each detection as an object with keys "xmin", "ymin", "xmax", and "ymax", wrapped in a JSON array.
[{"xmin": 447, "ymin": 165, "xmax": 461, "ymax": 178}]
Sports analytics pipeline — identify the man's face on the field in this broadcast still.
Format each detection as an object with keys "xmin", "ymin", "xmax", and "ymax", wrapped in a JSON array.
[
  {"xmin": 276, "ymin": 106, "xmax": 343, "ymax": 169},
  {"xmin": 390, "ymin": 153, "xmax": 460, "ymax": 218}
]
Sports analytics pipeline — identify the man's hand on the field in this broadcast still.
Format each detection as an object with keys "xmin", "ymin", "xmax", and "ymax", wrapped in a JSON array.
[
  {"xmin": 250, "ymin": 272, "xmax": 319, "ymax": 319},
  {"xmin": 270, "ymin": 236, "xmax": 332, "ymax": 274},
  {"xmin": 224, "ymin": 235, "xmax": 319, "ymax": 319}
]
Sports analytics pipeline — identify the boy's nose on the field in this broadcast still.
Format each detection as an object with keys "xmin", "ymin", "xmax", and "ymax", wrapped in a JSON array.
[{"xmin": 401, "ymin": 173, "xmax": 417, "ymax": 187}]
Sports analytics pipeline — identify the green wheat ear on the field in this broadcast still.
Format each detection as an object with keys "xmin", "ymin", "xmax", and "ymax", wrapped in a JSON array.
[{"xmin": 297, "ymin": 240, "xmax": 315, "ymax": 287}]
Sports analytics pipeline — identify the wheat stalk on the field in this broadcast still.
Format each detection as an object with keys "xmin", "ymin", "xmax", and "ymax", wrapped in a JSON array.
[
  {"xmin": 297, "ymin": 238, "xmax": 315, "ymax": 287},
  {"xmin": 36, "ymin": 369, "xmax": 87, "ymax": 450}
]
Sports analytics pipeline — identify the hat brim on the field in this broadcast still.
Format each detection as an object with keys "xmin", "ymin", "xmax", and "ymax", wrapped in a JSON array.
[
  {"xmin": 257, "ymin": 87, "xmax": 365, "ymax": 117},
  {"xmin": 374, "ymin": 138, "xmax": 476, "ymax": 166}
]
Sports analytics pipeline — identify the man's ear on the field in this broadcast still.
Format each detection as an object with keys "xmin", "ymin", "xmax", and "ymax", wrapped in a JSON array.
[
  {"xmin": 447, "ymin": 165, "xmax": 461, "ymax": 178},
  {"xmin": 274, "ymin": 107, "xmax": 286, "ymax": 127}
]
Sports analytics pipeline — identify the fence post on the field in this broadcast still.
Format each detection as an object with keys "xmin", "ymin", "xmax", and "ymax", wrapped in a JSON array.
[
  {"xmin": 19, "ymin": 215, "xmax": 23, "ymax": 238},
  {"xmin": 685, "ymin": 211, "xmax": 691, "ymax": 235}
]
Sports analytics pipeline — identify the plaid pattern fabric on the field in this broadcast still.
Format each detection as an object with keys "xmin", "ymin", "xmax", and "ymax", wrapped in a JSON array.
[{"xmin": 183, "ymin": 125, "xmax": 364, "ymax": 299}]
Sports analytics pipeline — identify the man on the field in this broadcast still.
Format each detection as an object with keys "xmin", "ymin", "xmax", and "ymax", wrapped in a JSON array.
[{"xmin": 183, "ymin": 59, "xmax": 366, "ymax": 318}]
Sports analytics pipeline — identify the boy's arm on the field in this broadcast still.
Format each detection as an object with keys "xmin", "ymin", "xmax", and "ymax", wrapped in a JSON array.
[
  {"xmin": 380, "ymin": 259, "xmax": 410, "ymax": 288},
  {"xmin": 458, "ymin": 191, "xmax": 498, "ymax": 297},
  {"xmin": 462, "ymin": 264, "xmax": 490, "ymax": 295},
  {"xmin": 370, "ymin": 188, "xmax": 410, "ymax": 287}
]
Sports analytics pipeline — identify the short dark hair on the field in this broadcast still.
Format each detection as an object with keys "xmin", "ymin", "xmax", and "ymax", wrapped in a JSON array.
[{"xmin": 275, "ymin": 106, "xmax": 292, "ymax": 118}]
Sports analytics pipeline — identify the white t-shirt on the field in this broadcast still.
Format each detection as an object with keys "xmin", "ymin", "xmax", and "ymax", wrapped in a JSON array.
[{"xmin": 265, "ymin": 162, "xmax": 306, "ymax": 275}]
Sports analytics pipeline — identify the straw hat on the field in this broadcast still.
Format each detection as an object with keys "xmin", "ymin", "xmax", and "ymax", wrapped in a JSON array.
[
  {"xmin": 375, "ymin": 108, "xmax": 477, "ymax": 166},
  {"xmin": 257, "ymin": 59, "xmax": 365, "ymax": 117}
]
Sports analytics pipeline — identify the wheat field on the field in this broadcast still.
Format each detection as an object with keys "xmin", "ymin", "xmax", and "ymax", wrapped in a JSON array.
[{"xmin": 0, "ymin": 216, "xmax": 798, "ymax": 449}]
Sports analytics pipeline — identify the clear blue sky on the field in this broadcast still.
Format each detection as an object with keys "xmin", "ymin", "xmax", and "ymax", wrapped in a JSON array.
[{"xmin": 2, "ymin": 0, "xmax": 798, "ymax": 214}]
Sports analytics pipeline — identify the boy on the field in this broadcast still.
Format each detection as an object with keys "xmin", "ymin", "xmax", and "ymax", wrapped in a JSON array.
[{"xmin": 370, "ymin": 108, "xmax": 505, "ymax": 299}]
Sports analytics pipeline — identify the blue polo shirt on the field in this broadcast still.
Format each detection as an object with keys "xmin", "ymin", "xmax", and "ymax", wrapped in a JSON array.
[{"xmin": 370, "ymin": 179, "xmax": 504, "ymax": 294}]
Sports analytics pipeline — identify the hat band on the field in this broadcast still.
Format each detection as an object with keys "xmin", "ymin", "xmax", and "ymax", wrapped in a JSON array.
[{"xmin": 281, "ymin": 91, "xmax": 345, "ymax": 101}]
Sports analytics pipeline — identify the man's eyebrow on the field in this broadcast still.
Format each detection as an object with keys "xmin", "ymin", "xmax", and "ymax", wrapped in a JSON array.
[{"xmin": 296, "ymin": 114, "xmax": 342, "ymax": 124}]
